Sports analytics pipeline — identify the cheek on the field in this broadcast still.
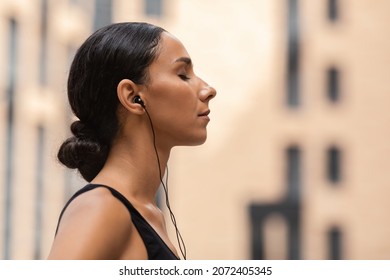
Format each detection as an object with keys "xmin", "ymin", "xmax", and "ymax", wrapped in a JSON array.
[
  {"xmin": 177, "ymin": 84, "xmax": 198, "ymax": 106},
  {"xmin": 158, "ymin": 85, "xmax": 197, "ymax": 115},
  {"xmin": 176, "ymin": 94, "xmax": 197, "ymax": 113},
  {"xmin": 148, "ymin": 80, "xmax": 199, "ymax": 129}
]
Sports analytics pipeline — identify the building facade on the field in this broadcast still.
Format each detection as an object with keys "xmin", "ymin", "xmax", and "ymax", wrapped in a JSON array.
[{"xmin": 1, "ymin": 0, "xmax": 390, "ymax": 259}]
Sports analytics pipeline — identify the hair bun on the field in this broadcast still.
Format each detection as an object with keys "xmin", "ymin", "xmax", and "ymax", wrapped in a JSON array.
[
  {"xmin": 70, "ymin": 120, "xmax": 98, "ymax": 141},
  {"xmin": 57, "ymin": 121, "xmax": 108, "ymax": 182}
]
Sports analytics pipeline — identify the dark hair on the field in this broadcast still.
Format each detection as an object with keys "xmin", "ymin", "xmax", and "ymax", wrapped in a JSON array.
[{"xmin": 58, "ymin": 22, "xmax": 165, "ymax": 182}]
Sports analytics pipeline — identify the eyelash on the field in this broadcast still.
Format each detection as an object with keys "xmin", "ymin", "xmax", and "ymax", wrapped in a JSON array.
[{"xmin": 178, "ymin": 74, "xmax": 190, "ymax": 81}]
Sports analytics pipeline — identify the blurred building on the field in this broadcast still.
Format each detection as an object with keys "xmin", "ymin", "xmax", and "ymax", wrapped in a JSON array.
[{"xmin": 1, "ymin": 0, "xmax": 390, "ymax": 260}]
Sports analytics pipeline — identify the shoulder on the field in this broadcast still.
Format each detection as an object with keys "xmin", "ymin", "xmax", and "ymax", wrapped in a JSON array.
[{"xmin": 48, "ymin": 186, "xmax": 134, "ymax": 259}]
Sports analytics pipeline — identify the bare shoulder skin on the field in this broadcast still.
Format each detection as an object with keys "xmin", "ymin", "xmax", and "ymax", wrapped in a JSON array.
[{"xmin": 47, "ymin": 187, "xmax": 148, "ymax": 260}]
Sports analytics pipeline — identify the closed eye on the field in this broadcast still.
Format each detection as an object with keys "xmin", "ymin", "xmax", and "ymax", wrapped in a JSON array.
[{"xmin": 178, "ymin": 74, "xmax": 190, "ymax": 81}]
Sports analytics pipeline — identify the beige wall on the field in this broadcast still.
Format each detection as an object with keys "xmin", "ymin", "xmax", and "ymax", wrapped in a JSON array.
[{"xmin": 0, "ymin": 0, "xmax": 389, "ymax": 259}]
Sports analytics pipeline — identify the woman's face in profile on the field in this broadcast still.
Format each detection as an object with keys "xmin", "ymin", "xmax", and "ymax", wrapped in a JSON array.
[{"xmin": 142, "ymin": 32, "xmax": 216, "ymax": 148}]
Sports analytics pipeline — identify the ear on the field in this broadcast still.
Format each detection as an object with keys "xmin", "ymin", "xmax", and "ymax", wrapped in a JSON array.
[{"xmin": 117, "ymin": 79, "xmax": 145, "ymax": 115}]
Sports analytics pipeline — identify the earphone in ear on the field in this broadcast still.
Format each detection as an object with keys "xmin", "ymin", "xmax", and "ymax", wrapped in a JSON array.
[{"xmin": 133, "ymin": 96, "xmax": 145, "ymax": 108}]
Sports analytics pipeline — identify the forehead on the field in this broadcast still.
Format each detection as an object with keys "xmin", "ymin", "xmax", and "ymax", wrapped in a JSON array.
[{"xmin": 153, "ymin": 32, "xmax": 191, "ymax": 66}]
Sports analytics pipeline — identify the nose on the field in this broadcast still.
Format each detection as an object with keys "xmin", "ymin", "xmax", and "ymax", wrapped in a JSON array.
[{"xmin": 199, "ymin": 81, "xmax": 217, "ymax": 102}]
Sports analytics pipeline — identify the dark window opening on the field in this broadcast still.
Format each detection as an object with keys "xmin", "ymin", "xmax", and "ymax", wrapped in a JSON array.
[
  {"xmin": 327, "ymin": 146, "xmax": 341, "ymax": 184},
  {"xmin": 145, "ymin": 0, "xmax": 163, "ymax": 17},
  {"xmin": 328, "ymin": 227, "xmax": 342, "ymax": 259},
  {"xmin": 287, "ymin": 146, "xmax": 301, "ymax": 202},
  {"xmin": 327, "ymin": 67, "xmax": 340, "ymax": 103},
  {"xmin": 94, "ymin": 0, "xmax": 112, "ymax": 30},
  {"xmin": 287, "ymin": 0, "xmax": 300, "ymax": 107},
  {"xmin": 328, "ymin": 0, "xmax": 339, "ymax": 22}
]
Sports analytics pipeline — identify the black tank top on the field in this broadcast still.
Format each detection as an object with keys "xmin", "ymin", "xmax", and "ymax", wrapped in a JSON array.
[{"xmin": 55, "ymin": 184, "xmax": 179, "ymax": 260}]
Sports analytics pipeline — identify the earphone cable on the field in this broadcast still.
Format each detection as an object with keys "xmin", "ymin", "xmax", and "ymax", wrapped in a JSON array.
[
  {"xmin": 164, "ymin": 167, "xmax": 187, "ymax": 259},
  {"xmin": 144, "ymin": 108, "xmax": 187, "ymax": 260}
]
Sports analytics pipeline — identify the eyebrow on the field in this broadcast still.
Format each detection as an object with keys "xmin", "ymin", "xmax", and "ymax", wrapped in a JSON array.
[{"xmin": 174, "ymin": 57, "xmax": 193, "ymax": 67}]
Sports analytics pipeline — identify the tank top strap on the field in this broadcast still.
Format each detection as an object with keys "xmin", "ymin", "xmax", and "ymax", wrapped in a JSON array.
[{"xmin": 54, "ymin": 184, "xmax": 179, "ymax": 260}]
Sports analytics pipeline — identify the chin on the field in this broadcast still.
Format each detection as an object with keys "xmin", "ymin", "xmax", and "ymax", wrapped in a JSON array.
[
  {"xmin": 191, "ymin": 134, "xmax": 208, "ymax": 146},
  {"xmin": 178, "ymin": 133, "xmax": 208, "ymax": 147}
]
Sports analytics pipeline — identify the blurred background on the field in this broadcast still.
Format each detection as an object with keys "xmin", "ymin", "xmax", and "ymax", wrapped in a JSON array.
[{"xmin": 1, "ymin": 0, "xmax": 390, "ymax": 260}]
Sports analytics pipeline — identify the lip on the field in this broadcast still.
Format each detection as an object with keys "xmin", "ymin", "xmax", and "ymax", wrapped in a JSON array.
[
  {"xmin": 198, "ymin": 110, "xmax": 210, "ymax": 123},
  {"xmin": 198, "ymin": 109, "xmax": 210, "ymax": 117}
]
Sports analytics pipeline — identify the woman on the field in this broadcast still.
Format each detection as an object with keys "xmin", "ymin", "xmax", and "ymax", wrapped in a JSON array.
[{"xmin": 48, "ymin": 22, "xmax": 216, "ymax": 260}]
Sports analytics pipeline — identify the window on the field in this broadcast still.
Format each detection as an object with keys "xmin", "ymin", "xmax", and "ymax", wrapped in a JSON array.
[
  {"xmin": 287, "ymin": 146, "xmax": 301, "ymax": 202},
  {"xmin": 287, "ymin": 0, "xmax": 300, "ymax": 107},
  {"xmin": 327, "ymin": 67, "xmax": 340, "ymax": 103},
  {"xmin": 94, "ymin": 0, "xmax": 112, "ymax": 30},
  {"xmin": 145, "ymin": 0, "xmax": 163, "ymax": 17},
  {"xmin": 327, "ymin": 146, "xmax": 341, "ymax": 184},
  {"xmin": 328, "ymin": 0, "xmax": 339, "ymax": 22},
  {"xmin": 328, "ymin": 227, "xmax": 342, "ymax": 259}
]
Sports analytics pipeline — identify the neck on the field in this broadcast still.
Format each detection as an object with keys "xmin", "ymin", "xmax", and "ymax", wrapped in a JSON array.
[{"xmin": 91, "ymin": 126, "xmax": 171, "ymax": 204}]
